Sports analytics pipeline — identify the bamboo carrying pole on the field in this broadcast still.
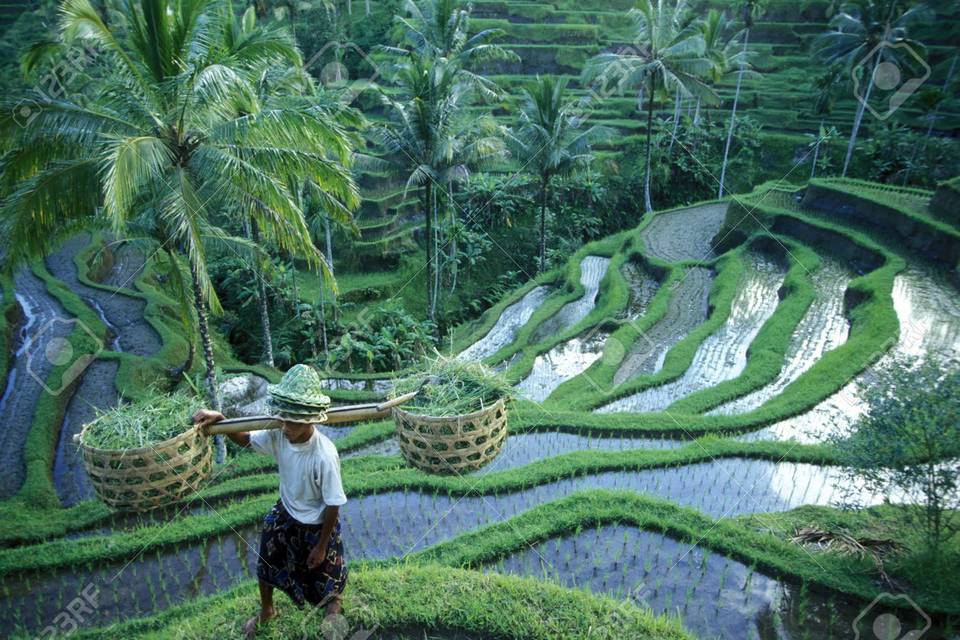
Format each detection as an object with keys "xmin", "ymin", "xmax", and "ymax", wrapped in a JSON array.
[
  {"xmin": 72, "ymin": 390, "xmax": 421, "ymax": 442},
  {"xmin": 204, "ymin": 390, "xmax": 420, "ymax": 435}
]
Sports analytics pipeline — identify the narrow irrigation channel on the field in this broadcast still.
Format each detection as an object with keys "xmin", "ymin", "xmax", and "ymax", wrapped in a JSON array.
[
  {"xmin": 599, "ymin": 251, "xmax": 786, "ymax": 413},
  {"xmin": 1, "ymin": 458, "xmax": 885, "ymax": 633},
  {"xmin": 44, "ymin": 236, "xmax": 162, "ymax": 506},
  {"xmin": 457, "ymin": 285, "xmax": 552, "ymax": 361},
  {"xmin": 745, "ymin": 264, "xmax": 960, "ymax": 443},
  {"xmin": 485, "ymin": 525, "xmax": 946, "ymax": 640},
  {"xmin": 518, "ymin": 256, "xmax": 610, "ymax": 402},
  {"xmin": 0, "ymin": 266, "xmax": 76, "ymax": 500},
  {"xmin": 709, "ymin": 258, "xmax": 853, "ymax": 416},
  {"xmin": 614, "ymin": 267, "xmax": 713, "ymax": 383}
]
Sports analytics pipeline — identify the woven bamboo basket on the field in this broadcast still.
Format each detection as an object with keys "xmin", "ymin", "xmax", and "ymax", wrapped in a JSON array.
[
  {"xmin": 393, "ymin": 398, "xmax": 508, "ymax": 474},
  {"xmin": 76, "ymin": 423, "xmax": 213, "ymax": 512}
]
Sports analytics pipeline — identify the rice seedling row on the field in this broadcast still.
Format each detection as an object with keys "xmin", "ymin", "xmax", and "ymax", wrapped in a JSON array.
[
  {"xmin": 457, "ymin": 285, "xmax": 553, "ymax": 362},
  {"xmin": 709, "ymin": 258, "xmax": 854, "ymax": 416},
  {"xmin": 0, "ymin": 458, "xmax": 886, "ymax": 632},
  {"xmin": 528, "ymin": 256, "xmax": 610, "ymax": 344},
  {"xmin": 484, "ymin": 524, "xmax": 947, "ymax": 639},
  {"xmin": 599, "ymin": 251, "xmax": 786, "ymax": 413},
  {"xmin": 639, "ymin": 203, "xmax": 727, "ymax": 263},
  {"xmin": 745, "ymin": 264, "xmax": 960, "ymax": 443}
]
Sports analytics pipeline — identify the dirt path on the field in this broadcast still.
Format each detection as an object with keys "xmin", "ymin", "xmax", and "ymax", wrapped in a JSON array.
[
  {"xmin": 598, "ymin": 252, "xmax": 786, "ymax": 413},
  {"xmin": 640, "ymin": 203, "xmax": 727, "ymax": 263}
]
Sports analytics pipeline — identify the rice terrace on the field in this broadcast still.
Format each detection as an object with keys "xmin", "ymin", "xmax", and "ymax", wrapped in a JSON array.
[{"xmin": 0, "ymin": 0, "xmax": 958, "ymax": 638}]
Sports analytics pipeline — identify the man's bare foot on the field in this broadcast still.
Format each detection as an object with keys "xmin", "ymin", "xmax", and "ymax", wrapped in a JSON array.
[{"xmin": 243, "ymin": 607, "xmax": 277, "ymax": 639}]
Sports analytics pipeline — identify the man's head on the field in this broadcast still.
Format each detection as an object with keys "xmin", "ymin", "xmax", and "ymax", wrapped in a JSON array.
[{"xmin": 280, "ymin": 420, "xmax": 315, "ymax": 444}]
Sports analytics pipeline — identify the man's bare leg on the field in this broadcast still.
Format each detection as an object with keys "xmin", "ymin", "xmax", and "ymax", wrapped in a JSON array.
[{"xmin": 243, "ymin": 580, "xmax": 278, "ymax": 638}]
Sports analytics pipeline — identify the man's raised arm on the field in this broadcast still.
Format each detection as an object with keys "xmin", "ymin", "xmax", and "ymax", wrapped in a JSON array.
[{"xmin": 192, "ymin": 409, "xmax": 251, "ymax": 447}]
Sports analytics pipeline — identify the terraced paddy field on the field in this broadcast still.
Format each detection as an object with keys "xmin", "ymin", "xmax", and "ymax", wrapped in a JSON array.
[{"xmin": 1, "ymin": 181, "xmax": 959, "ymax": 640}]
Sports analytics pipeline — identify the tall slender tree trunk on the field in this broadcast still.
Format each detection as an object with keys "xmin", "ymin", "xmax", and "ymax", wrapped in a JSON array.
[
  {"xmin": 903, "ymin": 54, "xmax": 957, "ymax": 186},
  {"xmin": 447, "ymin": 183, "xmax": 458, "ymax": 294},
  {"xmin": 642, "ymin": 76, "xmax": 655, "ymax": 214},
  {"xmin": 365, "ymin": 0, "xmax": 370, "ymax": 15},
  {"xmin": 668, "ymin": 86, "xmax": 682, "ymax": 155},
  {"xmin": 719, "ymin": 28, "xmax": 749, "ymax": 198},
  {"xmin": 317, "ymin": 272, "xmax": 329, "ymax": 358},
  {"xmin": 842, "ymin": 51, "xmax": 879, "ymax": 177},
  {"xmin": 431, "ymin": 185, "xmax": 440, "ymax": 320},
  {"xmin": 538, "ymin": 176, "xmax": 549, "ymax": 273},
  {"xmin": 424, "ymin": 181, "xmax": 435, "ymax": 322},
  {"xmin": 811, "ymin": 119, "xmax": 824, "ymax": 180},
  {"xmin": 322, "ymin": 214, "xmax": 338, "ymax": 323},
  {"xmin": 190, "ymin": 265, "xmax": 225, "ymax": 463},
  {"xmin": 248, "ymin": 219, "xmax": 274, "ymax": 368},
  {"xmin": 694, "ymin": 96, "xmax": 702, "ymax": 126}
]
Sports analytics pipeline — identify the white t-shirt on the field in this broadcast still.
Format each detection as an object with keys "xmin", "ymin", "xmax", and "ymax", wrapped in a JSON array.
[{"xmin": 249, "ymin": 428, "xmax": 347, "ymax": 525}]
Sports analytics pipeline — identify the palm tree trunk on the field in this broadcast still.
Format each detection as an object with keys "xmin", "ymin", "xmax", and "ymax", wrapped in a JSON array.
[
  {"xmin": 811, "ymin": 119, "xmax": 823, "ymax": 180},
  {"xmin": 248, "ymin": 219, "xmax": 274, "ymax": 368},
  {"xmin": 538, "ymin": 176, "xmax": 548, "ymax": 273},
  {"xmin": 719, "ymin": 28, "xmax": 750, "ymax": 198},
  {"xmin": 643, "ymin": 76, "xmax": 655, "ymax": 214},
  {"xmin": 903, "ymin": 54, "xmax": 957, "ymax": 186},
  {"xmin": 317, "ymin": 272, "xmax": 329, "ymax": 358},
  {"xmin": 694, "ymin": 96, "xmax": 701, "ymax": 126},
  {"xmin": 842, "ymin": 51, "xmax": 879, "ymax": 177},
  {"xmin": 424, "ymin": 181, "xmax": 435, "ymax": 322},
  {"xmin": 190, "ymin": 265, "xmax": 225, "ymax": 463},
  {"xmin": 323, "ymin": 214, "xmax": 338, "ymax": 323},
  {"xmin": 431, "ymin": 185, "xmax": 440, "ymax": 319},
  {"xmin": 668, "ymin": 86, "xmax": 682, "ymax": 155},
  {"xmin": 365, "ymin": 0, "xmax": 370, "ymax": 15},
  {"xmin": 447, "ymin": 183, "xmax": 458, "ymax": 294}
]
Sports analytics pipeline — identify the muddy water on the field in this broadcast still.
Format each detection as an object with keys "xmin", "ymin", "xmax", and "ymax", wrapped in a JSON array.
[
  {"xmin": 614, "ymin": 267, "xmax": 713, "ymax": 384},
  {"xmin": 620, "ymin": 261, "xmax": 660, "ymax": 320},
  {"xmin": 0, "ymin": 268, "xmax": 75, "ymax": 500},
  {"xmin": 709, "ymin": 258, "xmax": 853, "ymax": 416},
  {"xmin": 0, "ymin": 458, "xmax": 886, "ymax": 633},
  {"xmin": 745, "ymin": 265, "xmax": 960, "ymax": 443},
  {"xmin": 641, "ymin": 203, "xmax": 727, "ymax": 263},
  {"xmin": 457, "ymin": 285, "xmax": 551, "ymax": 362},
  {"xmin": 486, "ymin": 525, "xmax": 947, "ymax": 640},
  {"xmin": 529, "ymin": 256, "xmax": 610, "ymax": 344},
  {"xmin": 345, "ymin": 430, "xmax": 687, "ymax": 465},
  {"xmin": 599, "ymin": 253, "xmax": 786, "ymax": 413},
  {"xmin": 518, "ymin": 258, "xmax": 610, "ymax": 401}
]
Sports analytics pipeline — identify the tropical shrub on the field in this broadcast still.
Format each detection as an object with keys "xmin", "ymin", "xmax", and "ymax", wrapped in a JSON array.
[{"xmin": 326, "ymin": 302, "xmax": 436, "ymax": 373}]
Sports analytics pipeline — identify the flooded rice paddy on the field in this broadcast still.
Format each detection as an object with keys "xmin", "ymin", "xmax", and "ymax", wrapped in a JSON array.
[
  {"xmin": 458, "ymin": 285, "xmax": 552, "ymax": 362},
  {"xmin": 599, "ymin": 252, "xmax": 786, "ymax": 413}
]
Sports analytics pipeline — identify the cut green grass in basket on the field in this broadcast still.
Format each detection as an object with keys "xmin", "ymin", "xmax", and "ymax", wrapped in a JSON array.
[
  {"xmin": 83, "ymin": 390, "xmax": 202, "ymax": 450},
  {"xmin": 392, "ymin": 355, "xmax": 515, "ymax": 417}
]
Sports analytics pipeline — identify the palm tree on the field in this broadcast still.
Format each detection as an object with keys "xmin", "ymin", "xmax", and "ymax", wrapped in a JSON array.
[
  {"xmin": 1, "ymin": 0, "xmax": 358, "ymax": 461},
  {"xmin": 698, "ymin": 8, "xmax": 746, "ymax": 128},
  {"xmin": 805, "ymin": 65, "xmax": 844, "ymax": 179},
  {"xmin": 812, "ymin": 0, "xmax": 930, "ymax": 177},
  {"xmin": 513, "ymin": 77, "xmax": 610, "ymax": 273},
  {"xmin": 718, "ymin": 0, "xmax": 765, "ymax": 198},
  {"xmin": 901, "ymin": 54, "xmax": 957, "ymax": 186},
  {"xmin": 376, "ymin": 48, "xmax": 505, "ymax": 321},
  {"xmin": 586, "ymin": 0, "xmax": 713, "ymax": 213}
]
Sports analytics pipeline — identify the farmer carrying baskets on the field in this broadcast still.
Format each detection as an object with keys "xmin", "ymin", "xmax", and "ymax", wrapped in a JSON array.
[{"xmin": 193, "ymin": 365, "xmax": 348, "ymax": 638}]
